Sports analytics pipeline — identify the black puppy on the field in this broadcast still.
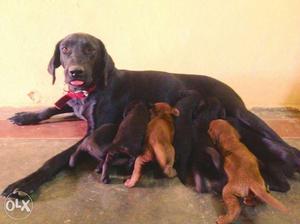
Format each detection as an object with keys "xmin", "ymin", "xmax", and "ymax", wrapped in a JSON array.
[
  {"xmin": 191, "ymin": 97, "xmax": 227, "ymax": 193},
  {"xmin": 173, "ymin": 90, "xmax": 203, "ymax": 183},
  {"xmin": 100, "ymin": 101, "xmax": 150, "ymax": 183}
]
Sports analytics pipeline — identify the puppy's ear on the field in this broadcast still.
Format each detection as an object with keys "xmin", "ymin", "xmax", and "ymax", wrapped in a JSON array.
[
  {"xmin": 208, "ymin": 126, "xmax": 218, "ymax": 145},
  {"xmin": 47, "ymin": 40, "xmax": 62, "ymax": 85},
  {"xmin": 172, "ymin": 108, "xmax": 180, "ymax": 117}
]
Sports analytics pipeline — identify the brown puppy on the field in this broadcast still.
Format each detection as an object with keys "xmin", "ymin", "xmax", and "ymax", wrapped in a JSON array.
[
  {"xmin": 208, "ymin": 119, "xmax": 288, "ymax": 224},
  {"xmin": 124, "ymin": 102, "xmax": 179, "ymax": 188}
]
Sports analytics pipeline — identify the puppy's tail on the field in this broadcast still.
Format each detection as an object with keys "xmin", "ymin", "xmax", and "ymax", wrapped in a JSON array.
[{"xmin": 250, "ymin": 184, "xmax": 288, "ymax": 213}]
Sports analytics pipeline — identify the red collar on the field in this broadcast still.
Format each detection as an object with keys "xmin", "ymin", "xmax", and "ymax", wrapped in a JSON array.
[{"xmin": 54, "ymin": 85, "xmax": 96, "ymax": 110}]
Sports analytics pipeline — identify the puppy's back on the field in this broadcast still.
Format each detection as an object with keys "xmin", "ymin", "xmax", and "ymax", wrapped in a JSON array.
[{"xmin": 113, "ymin": 102, "xmax": 150, "ymax": 155}]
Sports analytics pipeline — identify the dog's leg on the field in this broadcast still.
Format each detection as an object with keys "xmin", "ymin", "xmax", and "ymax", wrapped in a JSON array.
[
  {"xmin": 153, "ymin": 142, "xmax": 177, "ymax": 178},
  {"xmin": 192, "ymin": 167, "xmax": 208, "ymax": 193},
  {"xmin": 94, "ymin": 160, "xmax": 104, "ymax": 173},
  {"xmin": 100, "ymin": 151, "xmax": 117, "ymax": 184},
  {"xmin": 217, "ymin": 185, "xmax": 241, "ymax": 224},
  {"xmin": 9, "ymin": 105, "xmax": 73, "ymax": 125},
  {"xmin": 237, "ymin": 110, "xmax": 286, "ymax": 144},
  {"xmin": 69, "ymin": 142, "xmax": 86, "ymax": 168},
  {"xmin": 238, "ymin": 110, "xmax": 300, "ymax": 166},
  {"xmin": 2, "ymin": 139, "xmax": 83, "ymax": 198},
  {"xmin": 164, "ymin": 144, "xmax": 177, "ymax": 178},
  {"xmin": 124, "ymin": 150, "xmax": 153, "ymax": 188}
]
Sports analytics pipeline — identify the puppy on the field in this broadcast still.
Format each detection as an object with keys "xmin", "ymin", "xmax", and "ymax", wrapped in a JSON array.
[
  {"xmin": 124, "ymin": 102, "xmax": 179, "ymax": 188},
  {"xmin": 191, "ymin": 97, "xmax": 226, "ymax": 193},
  {"xmin": 100, "ymin": 101, "xmax": 150, "ymax": 183},
  {"xmin": 208, "ymin": 119, "xmax": 288, "ymax": 224}
]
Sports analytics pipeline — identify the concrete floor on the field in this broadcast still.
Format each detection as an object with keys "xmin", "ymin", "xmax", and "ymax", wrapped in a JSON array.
[{"xmin": 0, "ymin": 107, "xmax": 299, "ymax": 224}]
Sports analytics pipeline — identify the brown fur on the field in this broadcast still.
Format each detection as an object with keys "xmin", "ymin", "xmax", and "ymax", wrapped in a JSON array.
[
  {"xmin": 124, "ymin": 102, "xmax": 179, "ymax": 188},
  {"xmin": 208, "ymin": 119, "xmax": 288, "ymax": 224}
]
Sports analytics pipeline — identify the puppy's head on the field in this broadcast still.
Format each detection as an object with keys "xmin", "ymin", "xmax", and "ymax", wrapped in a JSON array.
[
  {"xmin": 123, "ymin": 101, "xmax": 147, "ymax": 118},
  {"xmin": 151, "ymin": 102, "xmax": 180, "ymax": 117},
  {"xmin": 47, "ymin": 33, "xmax": 115, "ymax": 91},
  {"xmin": 208, "ymin": 119, "xmax": 240, "ymax": 145}
]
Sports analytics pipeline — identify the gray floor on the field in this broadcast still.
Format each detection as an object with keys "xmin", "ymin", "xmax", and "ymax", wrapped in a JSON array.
[{"xmin": 0, "ymin": 138, "xmax": 299, "ymax": 224}]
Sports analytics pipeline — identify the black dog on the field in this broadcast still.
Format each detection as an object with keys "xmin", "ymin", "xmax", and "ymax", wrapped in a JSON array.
[{"xmin": 3, "ymin": 33, "xmax": 300, "ymax": 197}]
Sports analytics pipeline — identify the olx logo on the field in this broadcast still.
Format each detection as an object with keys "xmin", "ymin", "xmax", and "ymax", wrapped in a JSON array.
[{"xmin": 3, "ymin": 191, "xmax": 33, "ymax": 220}]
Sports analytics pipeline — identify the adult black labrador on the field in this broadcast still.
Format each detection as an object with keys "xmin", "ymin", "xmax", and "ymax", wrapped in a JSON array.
[{"xmin": 3, "ymin": 33, "xmax": 300, "ymax": 197}]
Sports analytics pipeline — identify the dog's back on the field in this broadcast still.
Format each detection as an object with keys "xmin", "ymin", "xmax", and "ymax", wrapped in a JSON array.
[{"xmin": 147, "ymin": 115, "xmax": 174, "ymax": 145}]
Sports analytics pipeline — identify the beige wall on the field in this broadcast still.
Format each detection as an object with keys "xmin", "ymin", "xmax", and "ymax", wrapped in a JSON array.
[{"xmin": 1, "ymin": 0, "xmax": 300, "ymax": 108}]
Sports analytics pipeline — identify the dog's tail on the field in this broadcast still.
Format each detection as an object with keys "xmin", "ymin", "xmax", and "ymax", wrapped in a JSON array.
[{"xmin": 250, "ymin": 184, "xmax": 288, "ymax": 213}]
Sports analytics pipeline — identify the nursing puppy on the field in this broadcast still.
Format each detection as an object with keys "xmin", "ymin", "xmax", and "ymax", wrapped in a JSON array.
[
  {"xmin": 100, "ymin": 101, "xmax": 150, "ymax": 183},
  {"xmin": 208, "ymin": 119, "xmax": 288, "ymax": 224},
  {"xmin": 124, "ymin": 102, "xmax": 179, "ymax": 188},
  {"xmin": 191, "ymin": 97, "xmax": 227, "ymax": 193}
]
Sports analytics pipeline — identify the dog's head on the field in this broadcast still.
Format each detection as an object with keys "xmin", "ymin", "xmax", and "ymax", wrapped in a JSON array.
[
  {"xmin": 193, "ymin": 97, "xmax": 226, "ymax": 130},
  {"xmin": 47, "ymin": 33, "xmax": 115, "ymax": 91},
  {"xmin": 150, "ymin": 102, "xmax": 180, "ymax": 117},
  {"xmin": 208, "ymin": 119, "xmax": 240, "ymax": 145}
]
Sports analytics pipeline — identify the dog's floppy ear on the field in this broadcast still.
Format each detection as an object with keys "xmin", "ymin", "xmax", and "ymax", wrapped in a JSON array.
[
  {"xmin": 97, "ymin": 39, "xmax": 115, "ymax": 86},
  {"xmin": 103, "ymin": 52, "xmax": 115, "ymax": 86},
  {"xmin": 47, "ymin": 40, "xmax": 62, "ymax": 85}
]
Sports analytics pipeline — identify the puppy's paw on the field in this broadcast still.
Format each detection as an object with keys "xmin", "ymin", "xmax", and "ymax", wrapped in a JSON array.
[
  {"xmin": 164, "ymin": 166, "xmax": 177, "ymax": 178},
  {"xmin": 216, "ymin": 215, "xmax": 232, "ymax": 224},
  {"xmin": 94, "ymin": 167, "xmax": 102, "ymax": 174},
  {"xmin": 216, "ymin": 215, "xmax": 226, "ymax": 224},
  {"xmin": 9, "ymin": 112, "xmax": 41, "ymax": 125},
  {"xmin": 69, "ymin": 155, "xmax": 76, "ymax": 168},
  {"xmin": 124, "ymin": 179, "xmax": 136, "ymax": 188},
  {"xmin": 100, "ymin": 176, "xmax": 111, "ymax": 184}
]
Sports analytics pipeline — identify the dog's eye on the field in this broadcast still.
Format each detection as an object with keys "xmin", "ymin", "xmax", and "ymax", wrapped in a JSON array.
[
  {"xmin": 85, "ymin": 47, "xmax": 95, "ymax": 55},
  {"xmin": 62, "ymin": 47, "xmax": 71, "ymax": 54}
]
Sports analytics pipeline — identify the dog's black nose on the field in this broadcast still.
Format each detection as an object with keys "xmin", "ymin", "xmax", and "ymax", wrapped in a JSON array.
[{"xmin": 69, "ymin": 69, "xmax": 83, "ymax": 78}]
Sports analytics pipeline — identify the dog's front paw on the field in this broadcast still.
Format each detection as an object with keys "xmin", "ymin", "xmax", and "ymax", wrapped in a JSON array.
[
  {"xmin": 2, "ymin": 180, "xmax": 36, "ymax": 198},
  {"xmin": 9, "ymin": 112, "xmax": 41, "ymax": 125}
]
